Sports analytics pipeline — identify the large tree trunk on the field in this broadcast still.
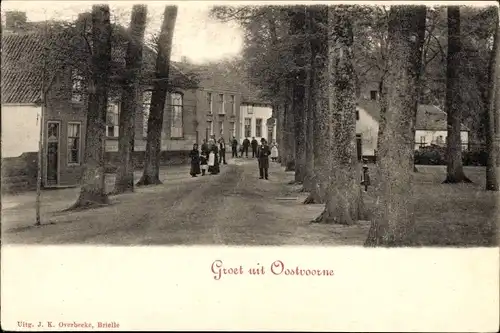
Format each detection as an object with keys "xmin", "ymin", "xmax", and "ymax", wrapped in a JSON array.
[
  {"xmin": 303, "ymin": 8, "xmax": 316, "ymax": 194},
  {"xmin": 114, "ymin": 5, "xmax": 148, "ymax": 194},
  {"xmin": 284, "ymin": 82, "xmax": 296, "ymax": 171},
  {"xmin": 290, "ymin": 7, "xmax": 307, "ymax": 183},
  {"xmin": 486, "ymin": 11, "xmax": 500, "ymax": 191},
  {"xmin": 137, "ymin": 6, "xmax": 178, "ymax": 186},
  {"xmin": 70, "ymin": 5, "xmax": 112, "ymax": 209},
  {"xmin": 443, "ymin": 6, "xmax": 471, "ymax": 184},
  {"xmin": 365, "ymin": 6, "xmax": 427, "ymax": 246},
  {"xmin": 267, "ymin": 16, "xmax": 285, "ymax": 166},
  {"xmin": 304, "ymin": 6, "xmax": 328, "ymax": 204},
  {"xmin": 313, "ymin": 6, "xmax": 361, "ymax": 225}
]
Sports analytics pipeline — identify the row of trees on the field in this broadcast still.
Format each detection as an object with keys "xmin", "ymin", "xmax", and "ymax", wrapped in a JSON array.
[
  {"xmin": 212, "ymin": 5, "xmax": 499, "ymax": 245},
  {"xmin": 36, "ymin": 4, "xmax": 181, "ymax": 212}
]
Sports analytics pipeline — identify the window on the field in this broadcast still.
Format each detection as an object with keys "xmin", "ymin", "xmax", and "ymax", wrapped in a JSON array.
[
  {"xmin": 71, "ymin": 70, "xmax": 84, "ymax": 103},
  {"xmin": 207, "ymin": 92, "xmax": 213, "ymax": 114},
  {"xmin": 142, "ymin": 91, "xmax": 152, "ymax": 137},
  {"xmin": 229, "ymin": 95, "xmax": 235, "ymax": 115},
  {"xmin": 244, "ymin": 118, "xmax": 252, "ymax": 138},
  {"xmin": 229, "ymin": 122, "xmax": 236, "ymax": 138},
  {"xmin": 370, "ymin": 90, "xmax": 378, "ymax": 101},
  {"xmin": 106, "ymin": 101, "xmax": 119, "ymax": 137},
  {"xmin": 67, "ymin": 123, "xmax": 81, "ymax": 165},
  {"xmin": 170, "ymin": 92, "xmax": 183, "ymax": 138},
  {"xmin": 218, "ymin": 93, "xmax": 225, "ymax": 114},
  {"xmin": 207, "ymin": 121, "xmax": 214, "ymax": 136},
  {"xmin": 219, "ymin": 120, "xmax": 224, "ymax": 136},
  {"xmin": 356, "ymin": 109, "xmax": 360, "ymax": 121},
  {"xmin": 255, "ymin": 118, "xmax": 262, "ymax": 137},
  {"xmin": 247, "ymin": 104, "xmax": 254, "ymax": 115}
]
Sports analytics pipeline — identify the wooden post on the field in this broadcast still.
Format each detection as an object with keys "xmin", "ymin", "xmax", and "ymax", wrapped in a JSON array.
[{"xmin": 35, "ymin": 90, "xmax": 44, "ymax": 226}]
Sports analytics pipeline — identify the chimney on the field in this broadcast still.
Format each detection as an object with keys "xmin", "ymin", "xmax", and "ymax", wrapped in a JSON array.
[
  {"xmin": 75, "ymin": 12, "xmax": 92, "ymax": 33},
  {"xmin": 5, "ymin": 11, "xmax": 28, "ymax": 32}
]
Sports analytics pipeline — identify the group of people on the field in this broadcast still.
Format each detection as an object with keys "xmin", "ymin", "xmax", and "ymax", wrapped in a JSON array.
[
  {"xmin": 189, "ymin": 136, "xmax": 278, "ymax": 180},
  {"xmin": 189, "ymin": 137, "xmax": 227, "ymax": 177},
  {"xmin": 233, "ymin": 136, "xmax": 279, "ymax": 162}
]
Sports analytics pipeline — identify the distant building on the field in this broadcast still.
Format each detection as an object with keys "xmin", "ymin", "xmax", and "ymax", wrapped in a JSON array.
[
  {"xmin": 173, "ymin": 61, "xmax": 272, "ymax": 144},
  {"xmin": 355, "ymin": 99, "xmax": 469, "ymax": 160},
  {"xmin": 239, "ymin": 102, "xmax": 275, "ymax": 144}
]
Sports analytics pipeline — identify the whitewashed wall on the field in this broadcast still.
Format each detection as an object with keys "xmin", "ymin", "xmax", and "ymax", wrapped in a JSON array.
[
  {"xmin": 356, "ymin": 107, "xmax": 379, "ymax": 157},
  {"xmin": 239, "ymin": 104, "xmax": 276, "ymax": 143},
  {"xmin": 355, "ymin": 107, "xmax": 470, "ymax": 157},
  {"xmin": 1, "ymin": 104, "xmax": 41, "ymax": 157},
  {"xmin": 415, "ymin": 130, "xmax": 469, "ymax": 151}
]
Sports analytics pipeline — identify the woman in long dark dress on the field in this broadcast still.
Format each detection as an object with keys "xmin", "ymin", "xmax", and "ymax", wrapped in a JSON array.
[
  {"xmin": 209, "ymin": 142, "xmax": 220, "ymax": 175},
  {"xmin": 189, "ymin": 144, "xmax": 201, "ymax": 177}
]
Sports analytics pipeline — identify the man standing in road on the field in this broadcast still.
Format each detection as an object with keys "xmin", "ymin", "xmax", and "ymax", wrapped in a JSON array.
[
  {"xmin": 218, "ymin": 137, "xmax": 227, "ymax": 164},
  {"xmin": 242, "ymin": 137, "xmax": 250, "ymax": 158},
  {"xmin": 231, "ymin": 136, "xmax": 238, "ymax": 158},
  {"xmin": 257, "ymin": 138, "xmax": 271, "ymax": 180},
  {"xmin": 251, "ymin": 137, "xmax": 258, "ymax": 158}
]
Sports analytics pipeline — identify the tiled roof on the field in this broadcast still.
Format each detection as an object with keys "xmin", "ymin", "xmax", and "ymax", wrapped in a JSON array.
[
  {"xmin": 173, "ymin": 61, "xmax": 270, "ymax": 104},
  {"xmin": 357, "ymin": 99, "xmax": 468, "ymax": 131},
  {"xmin": 172, "ymin": 61, "xmax": 242, "ymax": 93},
  {"xmin": 1, "ymin": 32, "xmax": 46, "ymax": 103},
  {"xmin": 1, "ymin": 28, "xmax": 198, "ymax": 104}
]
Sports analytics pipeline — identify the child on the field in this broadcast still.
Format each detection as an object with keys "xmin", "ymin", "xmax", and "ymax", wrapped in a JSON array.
[
  {"xmin": 200, "ymin": 150, "xmax": 208, "ymax": 176},
  {"xmin": 270, "ymin": 142, "xmax": 279, "ymax": 162},
  {"xmin": 361, "ymin": 162, "xmax": 371, "ymax": 192}
]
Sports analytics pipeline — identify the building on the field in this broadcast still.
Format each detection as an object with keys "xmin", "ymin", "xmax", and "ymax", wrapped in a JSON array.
[
  {"xmin": 1, "ymin": 18, "xmax": 198, "ymax": 188},
  {"xmin": 173, "ymin": 61, "xmax": 243, "ymax": 144},
  {"xmin": 239, "ymin": 102, "xmax": 275, "ymax": 143},
  {"xmin": 355, "ymin": 99, "xmax": 469, "ymax": 160},
  {"xmin": 1, "ymin": 12, "xmax": 281, "ymax": 191},
  {"xmin": 173, "ymin": 61, "xmax": 273, "ymax": 145}
]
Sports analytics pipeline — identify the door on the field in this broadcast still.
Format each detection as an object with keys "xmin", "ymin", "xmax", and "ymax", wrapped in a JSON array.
[
  {"xmin": 356, "ymin": 134, "xmax": 362, "ymax": 161},
  {"xmin": 46, "ymin": 122, "xmax": 60, "ymax": 186}
]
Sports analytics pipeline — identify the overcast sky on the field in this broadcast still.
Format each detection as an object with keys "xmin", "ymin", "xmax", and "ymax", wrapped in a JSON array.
[{"xmin": 2, "ymin": 1, "xmax": 244, "ymax": 64}]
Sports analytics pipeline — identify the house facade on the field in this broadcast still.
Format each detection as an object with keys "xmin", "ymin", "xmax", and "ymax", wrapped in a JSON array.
[
  {"xmin": 196, "ymin": 89, "xmax": 240, "ymax": 143},
  {"xmin": 173, "ymin": 61, "xmax": 268, "ymax": 145},
  {"xmin": 355, "ymin": 99, "xmax": 469, "ymax": 159},
  {"xmin": 239, "ymin": 102, "xmax": 276, "ymax": 144}
]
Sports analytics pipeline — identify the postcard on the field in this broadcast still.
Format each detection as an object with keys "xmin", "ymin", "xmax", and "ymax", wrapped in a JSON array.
[{"xmin": 1, "ymin": 0, "xmax": 499, "ymax": 331}]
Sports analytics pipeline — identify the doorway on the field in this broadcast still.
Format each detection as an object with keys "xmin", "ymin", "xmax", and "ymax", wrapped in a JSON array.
[
  {"xmin": 356, "ymin": 134, "xmax": 362, "ymax": 161},
  {"xmin": 46, "ymin": 121, "xmax": 60, "ymax": 186}
]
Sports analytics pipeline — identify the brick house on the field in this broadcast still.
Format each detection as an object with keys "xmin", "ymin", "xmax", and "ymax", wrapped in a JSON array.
[
  {"xmin": 1, "ymin": 25, "xmax": 198, "ymax": 189},
  {"xmin": 174, "ymin": 61, "xmax": 243, "ymax": 144}
]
